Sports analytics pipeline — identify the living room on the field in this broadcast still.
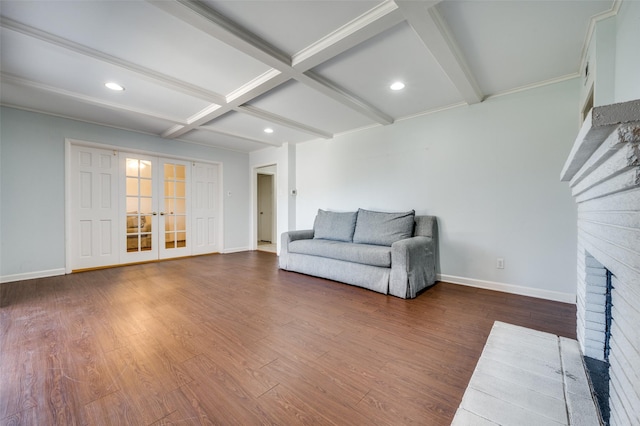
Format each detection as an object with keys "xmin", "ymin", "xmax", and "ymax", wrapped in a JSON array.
[{"xmin": 1, "ymin": 1, "xmax": 639, "ymax": 424}]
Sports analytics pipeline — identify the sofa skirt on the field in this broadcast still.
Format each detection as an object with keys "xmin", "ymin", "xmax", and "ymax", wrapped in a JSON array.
[{"xmin": 285, "ymin": 253, "xmax": 390, "ymax": 295}]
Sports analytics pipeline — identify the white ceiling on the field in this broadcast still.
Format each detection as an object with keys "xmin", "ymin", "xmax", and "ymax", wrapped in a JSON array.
[{"xmin": 0, "ymin": 0, "xmax": 616, "ymax": 153}]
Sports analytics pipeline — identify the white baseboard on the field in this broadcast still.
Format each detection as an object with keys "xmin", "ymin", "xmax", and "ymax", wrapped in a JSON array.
[
  {"xmin": 1, "ymin": 268, "xmax": 66, "ymax": 284},
  {"xmin": 437, "ymin": 274, "xmax": 576, "ymax": 304},
  {"xmin": 222, "ymin": 246, "xmax": 251, "ymax": 254}
]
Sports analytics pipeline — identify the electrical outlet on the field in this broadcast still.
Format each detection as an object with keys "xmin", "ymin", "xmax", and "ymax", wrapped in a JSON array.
[{"xmin": 496, "ymin": 258, "xmax": 505, "ymax": 269}]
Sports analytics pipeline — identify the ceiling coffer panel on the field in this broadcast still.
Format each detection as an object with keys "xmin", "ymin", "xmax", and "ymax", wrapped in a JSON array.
[
  {"xmin": 201, "ymin": 110, "xmax": 315, "ymax": 144},
  {"xmin": 248, "ymin": 80, "xmax": 376, "ymax": 134},
  {"xmin": 1, "ymin": 80, "xmax": 178, "ymax": 135},
  {"xmin": 436, "ymin": 0, "xmax": 614, "ymax": 96},
  {"xmin": 311, "ymin": 22, "xmax": 464, "ymax": 119},
  {"xmin": 181, "ymin": 128, "xmax": 272, "ymax": 153}
]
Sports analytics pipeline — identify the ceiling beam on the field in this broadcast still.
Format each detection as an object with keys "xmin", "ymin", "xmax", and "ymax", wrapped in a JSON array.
[
  {"xmin": 397, "ymin": 1, "xmax": 483, "ymax": 105},
  {"xmin": 300, "ymin": 72, "xmax": 393, "ymax": 125},
  {"xmin": 291, "ymin": 1, "xmax": 405, "ymax": 71},
  {"xmin": 161, "ymin": 71, "xmax": 292, "ymax": 139},
  {"xmin": 148, "ymin": 0, "xmax": 291, "ymax": 70},
  {"xmin": 149, "ymin": 0, "xmax": 394, "ymax": 127}
]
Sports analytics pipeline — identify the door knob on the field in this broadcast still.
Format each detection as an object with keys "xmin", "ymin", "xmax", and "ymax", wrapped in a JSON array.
[{"xmin": 160, "ymin": 212, "xmax": 165, "ymax": 216}]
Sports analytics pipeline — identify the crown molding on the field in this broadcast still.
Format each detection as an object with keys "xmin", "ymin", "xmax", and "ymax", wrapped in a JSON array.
[
  {"xmin": 0, "ymin": 102, "xmax": 187, "ymax": 143},
  {"xmin": 483, "ymin": 73, "xmax": 580, "ymax": 101},
  {"xmin": 578, "ymin": 0, "xmax": 622, "ymax": 77}
]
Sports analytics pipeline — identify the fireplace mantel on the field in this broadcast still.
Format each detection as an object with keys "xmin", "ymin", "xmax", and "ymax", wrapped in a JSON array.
[{"xmin": 561, "ymin": 99, "xmax": 640, "ymax": 183}]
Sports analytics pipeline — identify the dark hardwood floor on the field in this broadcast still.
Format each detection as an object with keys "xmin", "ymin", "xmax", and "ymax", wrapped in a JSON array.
[{"xmin": 0, "ymin": 251, "xmax": 576, "ymax": 425}]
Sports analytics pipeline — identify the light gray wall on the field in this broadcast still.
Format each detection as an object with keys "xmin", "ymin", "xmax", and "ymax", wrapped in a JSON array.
[
  {"xmin": 295, "ymin": 79, "xmax": 580, "ymax": 301},
  {"xmin": 614, "ymin": 0, "xmax": 640, "ymax": 103},
  {"xmin": 0, "ymin": 107, "xmax": 250, "ymax": 278}
]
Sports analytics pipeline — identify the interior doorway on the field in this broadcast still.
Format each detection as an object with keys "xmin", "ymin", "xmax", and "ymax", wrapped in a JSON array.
[{"xmin": 256, "ymin": 165, "xmax": 276, "ymax": 253}]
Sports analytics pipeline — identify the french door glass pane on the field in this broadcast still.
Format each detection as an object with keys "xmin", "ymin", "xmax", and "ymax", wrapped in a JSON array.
[
  {"xmin": 164, "ymin": 163, "xmax": 186, "ymax": 251},
  {"xmin": 140, "ymin": 179, "xmax": 152, "ymax": 197},
  {"xmin": 126, "ymin": 158, "xmax": 153, "ymax": 253},
  {"xmin": 176, "ymin": 199, "xmax": 185, "ymax": 214}
]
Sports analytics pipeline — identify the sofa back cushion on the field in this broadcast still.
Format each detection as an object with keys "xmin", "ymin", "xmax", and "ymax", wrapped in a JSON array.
[
  {"xmin": 353, "ymin": 209, "xmax": 415, "ymax": 246},
  {"xmin": 313, "ymin": 209, "xmax": 357, "ymax": 242}
]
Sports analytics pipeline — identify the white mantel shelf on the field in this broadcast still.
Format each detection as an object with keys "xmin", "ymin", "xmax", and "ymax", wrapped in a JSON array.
[{"xmin": 561, "ymin": 99, "xmax": 640, "ymax": 182}]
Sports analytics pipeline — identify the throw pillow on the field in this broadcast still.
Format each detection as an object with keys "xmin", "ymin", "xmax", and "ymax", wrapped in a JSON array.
[
  {"xmin": 352, "ymin": 208, "xmax": 415, "ymax": 246},
  {"xmin": 313, "ymin": 209, "xmax": 357, "ymax": 242}
]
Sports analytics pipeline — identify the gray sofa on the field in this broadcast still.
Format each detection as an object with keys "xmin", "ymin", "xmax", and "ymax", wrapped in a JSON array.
[{"xmin": 279, "ymin": 208, "xmax": 437, "ymax": 299}]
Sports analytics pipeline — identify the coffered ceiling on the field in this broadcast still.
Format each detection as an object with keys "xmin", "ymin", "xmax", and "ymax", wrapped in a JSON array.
[{"xmin": 0, "ymin": 0, "xmax": 616, "ymax": 153}]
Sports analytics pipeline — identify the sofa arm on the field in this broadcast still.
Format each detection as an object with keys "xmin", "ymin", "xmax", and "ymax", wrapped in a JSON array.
[
  {"xmin": 279, "ymin": 229, "xmax": 314, "ymax": 269},
  {"xmin": 390, "ymin": 236, "xmax": 436, "ymax": 299}
]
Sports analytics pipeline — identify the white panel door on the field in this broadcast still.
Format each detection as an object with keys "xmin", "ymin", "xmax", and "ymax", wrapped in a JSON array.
[
  {"xmin": 192, "ymin": 162, "xmax": 220, "ymax": 255},
  {"xmin": 257, "ymin": 173, "xmax": 274, "ymax": 242},
  {"xmin": 159, "ymin": 159, "xmax": 191, "ymax": 259},
  {"xmin": 120, "ymin": 153, "xmax": 159, "ymax": 263},
  {"xmin": 70, "ymin": 145, "xmax": 119, "ymax": 270}
]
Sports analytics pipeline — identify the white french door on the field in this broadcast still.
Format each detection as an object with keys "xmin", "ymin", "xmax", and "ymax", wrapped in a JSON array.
[
  {"xmin": 121, "ymin": 153, "xmax": 191, "ymax": 263},
  {"xmin": 68, "ymin": 143, "xmax": 220, "ymax": 271}
]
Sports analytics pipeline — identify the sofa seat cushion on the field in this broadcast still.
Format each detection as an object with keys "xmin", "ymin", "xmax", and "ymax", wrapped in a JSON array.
[{"xmin": 288, "ymin": 239, "xmax": 392, "ymax": 268}]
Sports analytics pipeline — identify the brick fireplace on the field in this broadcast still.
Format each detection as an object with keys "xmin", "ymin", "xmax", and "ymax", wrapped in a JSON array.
[{"xmin": 561, "ymin": 99, "xmax": 640, "ymax": 425}]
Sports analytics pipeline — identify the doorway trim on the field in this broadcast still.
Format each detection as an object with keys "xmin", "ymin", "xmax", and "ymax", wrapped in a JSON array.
[
  {"xmin": 64, "ymin": 138, "xmax": 224, "ymax": 273},
  {"xmin": 252, "ymin": 163, "xmax": 277, "ymax": 251}
]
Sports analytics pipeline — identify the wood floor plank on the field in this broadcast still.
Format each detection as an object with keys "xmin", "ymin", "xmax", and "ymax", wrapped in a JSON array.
[
  {"xmin": 257, "ymin": 383, "xmax": 344, "ymax": 426},
  {"xmin": 0, "ymin": 251, "xmax": 576, "ymax": 425},
  {"xmin": 180, "ymin": 355, "xmax": 277, "ymax": 424}
]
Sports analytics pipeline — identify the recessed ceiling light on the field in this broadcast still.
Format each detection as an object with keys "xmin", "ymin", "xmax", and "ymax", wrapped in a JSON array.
[
  {"xmin": 264, "ymin": 128, "xmax": 274, "ymax": 134},
  {"xmin": 390, "ymin": 81, "xmax": 405, "ymax": 91},
  {"xmin": 105, "ymin": 82, "xmax": 125, "ymax": 91}
]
